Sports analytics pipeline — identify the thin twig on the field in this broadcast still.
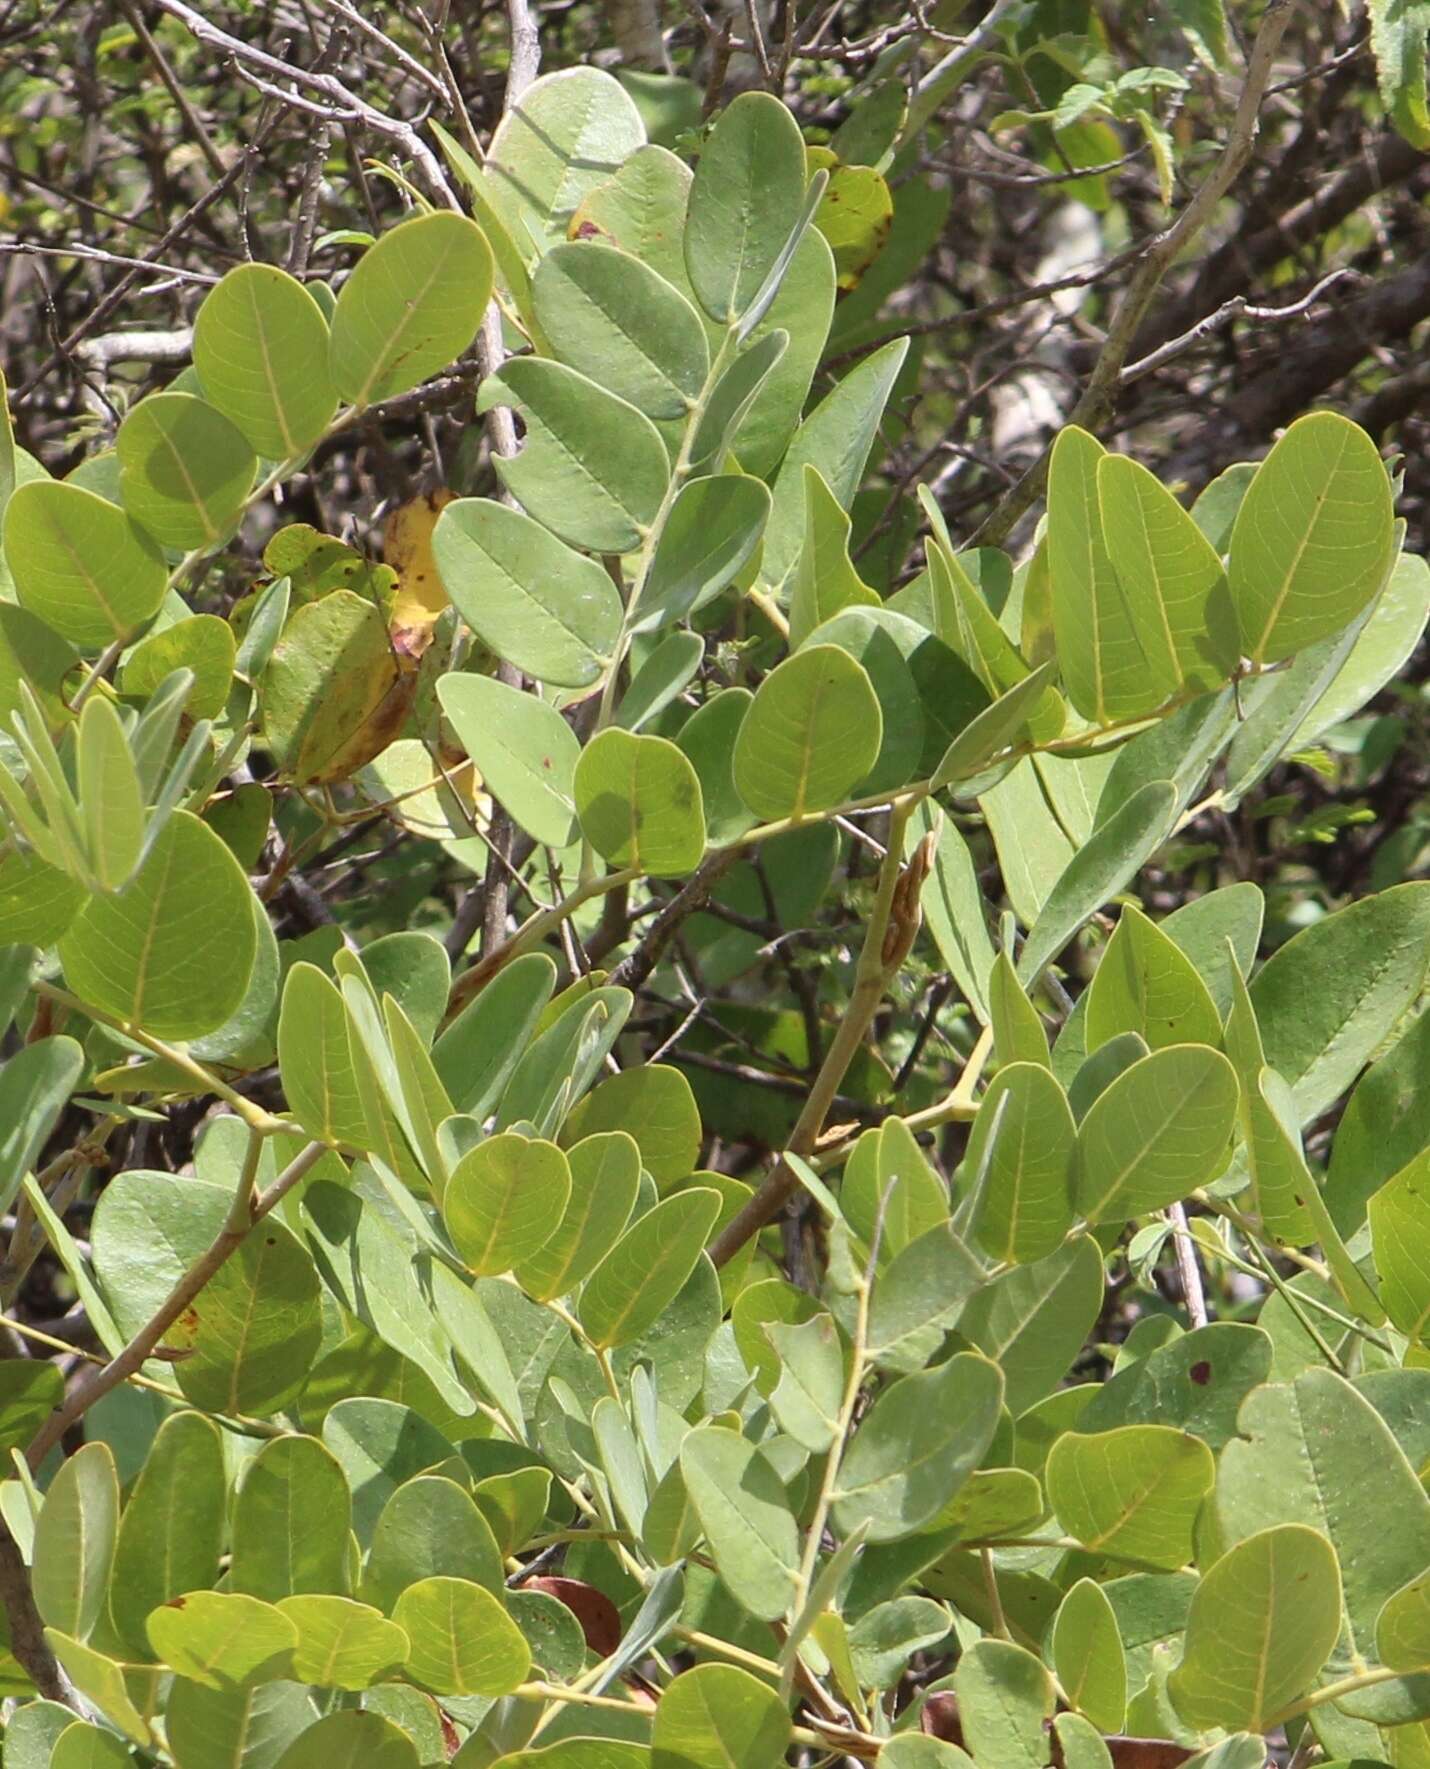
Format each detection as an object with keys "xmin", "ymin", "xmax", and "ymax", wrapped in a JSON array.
[
  {"xmin": 709, "ymin": 807, "xmax": 930, "ymax": 1265},
  {"xmin": 970, "ymin": 0, "xmax": 1298, "ymax": 546},
  {"xmin": 1118, "ymin": 266, "xmax": 1363, "ymax": 384},
  {"xmin": 24, "ymin": 1138, "xmax": 329, "ymax": 1469},
  {"xmin": 1165, "ymin": 1201, "xmax": 1208, "ymax": 1329}
]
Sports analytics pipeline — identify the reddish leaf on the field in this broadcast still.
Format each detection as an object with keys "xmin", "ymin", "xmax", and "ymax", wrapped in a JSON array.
[{"xmin": 527, "ymin": 1576, "xmax": 622, "ymax": 1657}]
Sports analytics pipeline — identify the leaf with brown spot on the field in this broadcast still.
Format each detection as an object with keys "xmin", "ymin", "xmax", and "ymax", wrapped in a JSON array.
[
  {"xmin": 527, "ymin": 1576, "xmax": 622, "ymax": 1657},
  {"xmin": 384, "ymin": 488, "xmax": 457, "ymax": 652}
]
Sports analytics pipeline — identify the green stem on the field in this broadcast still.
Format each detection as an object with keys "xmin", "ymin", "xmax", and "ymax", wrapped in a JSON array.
[
  {"xmin": 32, "ymin": 981, "xmax": 289, "ymax": 1134},
  {"xmin": 1265, "ymin": 1664, "xmax": 1406, "ymax": 1730}
]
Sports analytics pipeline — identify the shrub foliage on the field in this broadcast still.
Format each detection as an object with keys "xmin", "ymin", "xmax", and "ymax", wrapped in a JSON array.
[{"xmin": 0, "ymin": 6, "xmax": 1428, "ymax": 1769}]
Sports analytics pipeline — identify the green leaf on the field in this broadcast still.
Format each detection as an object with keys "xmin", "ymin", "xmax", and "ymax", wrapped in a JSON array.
[
  {"xmin": 880, "ymin": 1741, "xmax": 975, "ymax": 1769},
  {"xmin": 574, "ymin": 728, "xmax": 706, "ymax": 877},
  {"xmin": 918, "ymin": 809, "xmax": 995, "ymax": 1023},
  {"xmin": 579, "ymin": 1187, "xmax": 721, "ymax": 1348},
  {"xmin": 329, "ymin": 213, "xmax": 493, "ymax": 408},
  {"xmin": 0, "ymin": 1359, "xmax": 62, "ymax": 1465},
  {"xmin": 94, "ymin": 1170, "xmax": 321, "ymax": 1415},
  {"xmin": 363, "ymin": 1474, "xmax": 504, "ymax": 1612},
  {"xmin": 432, "ymin": 498, "xmax": 622, "ymax": 689},
  {"xmin": 277, "ymin": 1596, "xmax": 408, "ymax": 1690},
  {"xmin": 60, "ymin": 809, "xmax": 256, "ymax": 1039},
  {"xmin": 1085, "ymin": 904, "xmax": 1223, "ymax": 1054},
  {"xmin": 319, "ymin": 1397, "xmax": 458, "ymax": 1543},
  {"xmin": 679, "ymin": 1426, "xmax": 799, "ymax": 1620},
  {"xmin": 931, "ymin": 660, "xmax": 1060, "ymax": 789},
  {"xmin": 959, "ymin": 1234, "xmax": 1104, "ymax": 1414},
  {"xmin": 635, "ymin": 475, "xmax": 771, "ymax": 634},
  {"xmin": 116, "ymin": 393, "xmax": 256, "ymax": 550},
  {"xmin": 230, "ymin": 1436, "xmax": 352, "ymax": 1601},
  {"xmin": 3, "ymin": 1702, "xmax": 84, "ymax": 1769},
  {"xmin": 675, "ymin": 686, "xmax": 755, "ymax": 845},
  {"xmin": 511, "ymin": 1130, "xmax": 640, "ymax": 1302},
  {"xmin": 433, "ymin": 952, "xmax": 556, "ymax": 1118},
  {"xmin": 278, "ymin": 961, "xmax": 368, "ymax": 1147},
  {"xmin": 33, "ymin": 1443, "xmax": 119, "ymax": 1640},
  {"xmin": 1369, "ymin": 0, "xmax": 1430, "ymax": 146},
  {"xmin": 788, "ymin": 466, "xmax": 880, "ymax": 650},
  {"xmin": 1078, "ymin": 1320, "xmax": 1272, "ymax": 1450},
  {"xmin": 1327, "ymin": 1009, "xmax": 1430, "ymax": 1236},
  {"xmin": 1228, "ymin": 411, "xmax": 1395, "ymax": 664},
  {"xmin": 562, "ymin": 1066, "xmax": 700, "ymax": 1184},
  {"xmin": 1171, "ymin": 0, "xmax": 1230, "ymax": 67},
  {"xmin": 732, "ymin": 644, "xmax": 882, "ymax": 821},
  {"xmin": 615, "ymin": 630, "xmax": 703, "ymax": 732},
  {"xmin": 485, "ymin": 67, "xmax": 646, "ymax": 251},
  {"xmin": 965, "ymin": 1061, "xmax": 1076, "ymax": 1264},
  {"xmin": 761, "ymin": 338, "xmax": 909, "ymax": 595},
  {"xmin": 1290, "ymin": 551, "xmax": 1430, "ymax": 752},
  {"xmin": 76, "ymin": 694, "xmax": 144, "ymax": 891},
  {"xmin": 260, "ymin": 589, "xmax": 406, "ymax": 784},
  {"xmin": 687, "ymin": 330, "xmax": 787, "ymax": 471},
  {"xmin": 846, "ymin": 1595, "xmax": 949, "ymax": 1691},
  {"xmin": 493, "ymin": 1743, "xmax": 650, "ymax": 1769},
  {"xmin": 1073, "ymin": 1044, "xmax": 1239, "ymax": 1224},
  {"xmin": 438, "ymin": 673, "xmax": 579, "ymax": 849},
  {"xmin": 391, "ymin": 1576, "xmax": 531, "ymax": 1696},
  {"xmin": 1047, "ymin": 1425, "xmax": 1213, "ymax": 1569},
  {"xmin": 496, "ymin": 983, "xmax": 631, "ymax": 1135},
  {"xmin": 1370, "ymin": 1149, "xmax": 1430, "ymax": 1342},
  {"xmin": 50, "ymin": 1723, "xmax": 131, "ymax": 1769},
  {"xmin": 685, "ymin": 92, "xmax": 808, "ymax": 324},
  {"xmin": 272, "ymin": 1710, "xmax": 420, "ymax": 1769},
  {"xmin": 479, "ymin": 357, "xmax": 669, "ymax": 554},
  {"xmin": 1049, "ymin": 427, "xmax": 1159, "ymax": 723},
  {"xmin": 0, "ymin": 849, "xmax": 83, "ymax": 948},
  {"xmin": 1379, "ymin": 1568, "xmax": 1430, "ymax": 1673},
  {"xmin": 44, "ymin": 1633, "xmax": 154, "ymax": 1745},
  {"xmin": 1096, "ymin": 452, "xmax": 1240, "ymax": 695},
  {"xmin": 652, "ymin": 1663, "xmax": 791, "ymax": 1769},
  {"xmin": 766, "ymin": 1312, "xmax": 845, "ymax": 1452},
  {"xmin": 802, "ymin": 610, "xmax": 925, "ymax": 798},
  {"xmin": 989, "ymin": 951, "xmax": 1050, "ymax": 1068},
  {"xmin": 534, "ymin": 241, "xmax": 708, "ymax": 419},
  {"xmin": 4, "ymin": 480, "xmax": 166, "ymax": 649},
  {"xmin": 147, "ymin": 1591, "xmax": 298, "ymax": 1690},
  {"xmin": 1169, "ymin": 1525, "xmax": 1341, "ymax": 1732},
  {"xmin": 1218, "ymin": 1367, "xmax": 1430, "ymax": 1710},
  {"xmin": 120, "ymin": 613, "xmax": 236, "ymax": 721},
  {"xmin": 841, "ymin": 1118, "xmax": 948, "ymax": 1261},
  {"xmin": 1016, "ymin": 781, "xmax": 1177, "ymax": 985},
  {"xmin": 1249, "ymin": 881, "xmax": 1430, "ymax": 1124},
  {"xmin": 866, "ymin": 1220, "xmax": 986, "ymax": 1374},
  {"xmin": 832, "ymin": 1353, "xmax": 1004, "ymax": 1542},
  {"xmin": 108, "ymin": 1412, "xmax": 225, "ymax": 1657},
  {"xmin": 0, "ymin": 1035, "xmax": 84, "ymax": 1217},
  {"xmin": 1053, "ymin": 1578, "xmax": 1127, "ymax": 1732},
  {"xmin": 444, "ymin": 1133, "xmax": 572, "ymax": 1276},
  {"xmin": 954, "ymin": 1638, "xmax": 1054, "ymax": 1769},
  {"xmin": 193, "ymin": 262, "xmax": 338, "ymax": 459},
  {"xmin": 175, "ymin": 1214, "xmax": 323, "ymax": 1418}
]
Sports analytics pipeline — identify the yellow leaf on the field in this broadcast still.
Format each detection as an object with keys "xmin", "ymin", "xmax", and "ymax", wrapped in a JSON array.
[{"xmin": 384, "ymin": 489, "xmax": 456, "ymax": 653}]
